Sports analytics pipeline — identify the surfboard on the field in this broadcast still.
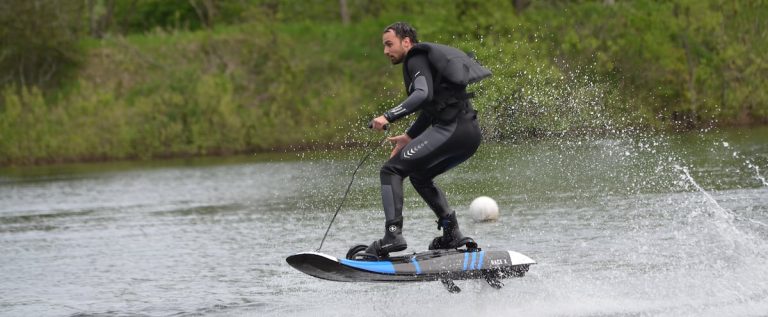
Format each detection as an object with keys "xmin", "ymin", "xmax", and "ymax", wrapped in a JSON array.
[{"xmin": 286, "ymin": 249, "xmax": 534, "ymax": 291}]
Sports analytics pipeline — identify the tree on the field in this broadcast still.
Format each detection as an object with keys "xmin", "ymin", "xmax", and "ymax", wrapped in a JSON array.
[
  {"xmin": 88, "ymin": 0, "xmax": 116, "ymax": 38},
  {"xmin": 0, "ymin": 0, "xmax": 85, "ymax": 89},
  {"xmin": 340, "ymin": 0, "xmax": 350, "ymax": 25},
  {"xmin": 512, "ymin": 0, "xmax": 531, "ymax": 14},
  {"xmin": 189, "ymin": 0, "xmax": 217, "ymax": 29}
]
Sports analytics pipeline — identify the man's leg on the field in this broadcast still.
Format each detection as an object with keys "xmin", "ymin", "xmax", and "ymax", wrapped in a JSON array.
[
  {"xmin": 364, "ymin": 123, "xmax": 451, "ymax": 257},
  {"xmin": 411, "ymin": 110, "xmax": 482, "ymax": 250},
  {"xmin": 364, "ymin": 161, "xmax": 409, "ymax": 257},
  {"xmin": 410, "ymin": 162, "xmax": 476, "ymax": 250},
  {"xmin": 365, "ymin": 109, "xmax": 480, "ymax": 255}
]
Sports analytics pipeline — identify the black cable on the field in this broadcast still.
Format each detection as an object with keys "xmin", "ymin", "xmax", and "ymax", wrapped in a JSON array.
[{"xmin": 316, "ymin": 131, "xmax": 389, "ymax": 252}]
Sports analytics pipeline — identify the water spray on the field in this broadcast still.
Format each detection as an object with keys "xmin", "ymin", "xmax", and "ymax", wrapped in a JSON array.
[
  {"xmin": 721, "ymin": 141, "xmax": 768, "ymax": 187},
  {"xmin": 675, "ymin": 164, "xmax": 767, "ymax": 228},
  {"xmin": 746, "ymin": 160, "xmax": 768, "ymax": 187},
  {"xmin": 316, "ymin": 124, "xmax": 389, "ymax": 252},
  {"xmin": 674, "ymin": 165, "xmax": 732, "ymax": 221}
]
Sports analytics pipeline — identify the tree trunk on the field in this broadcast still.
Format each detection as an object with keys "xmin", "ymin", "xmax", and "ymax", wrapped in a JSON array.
[
  {"xmin": 189, "ymin": 0, "xmax": 215, "ymax": 29},
  {"xmin": 512, "ymin": 0, "xmax": 530, "ymax": 15},
  {"xmin": 203, "ymin": 0, "xmax": 217, "ymax": 28},
  {"xmin": 88, "ymin": 0, "xmax": 115, "ymax": 38},
  {"xmin": 682, "ymin": 34, "xmax": 698, "ymax": 113},
  {"xmin": 339, "ymin": 0, "xmax": 350, "ymax": 25},
  {"xmin": 88, "ymin": 0, "xmax": 98, "ymax": 37},
  {"xmin": 100, "ymin": 0, "xmax": 115, "ymax": 37},
  {"xmin": 680, "ymin": 6, "xmax": 697, "ymax": 115}
]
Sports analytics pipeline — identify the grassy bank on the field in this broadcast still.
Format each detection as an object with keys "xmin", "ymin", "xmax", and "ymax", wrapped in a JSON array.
[{"xmin": 1, "ymin": 1, "xmax": 766, "ymax": 165}]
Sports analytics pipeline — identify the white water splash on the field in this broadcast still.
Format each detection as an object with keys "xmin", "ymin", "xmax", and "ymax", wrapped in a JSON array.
[
  {"xmin": 745, "ymin": 160, "xmax": 768, "ymax": 186},
  {"xmin": 722, "ymin": 141, "xmax": 768, "ymax": 187},
  {"xmin": 675, "ymin": 164, "xmax": 768, "ymax": 229},
  {"xmin": 674, "ymin": 164, "xmax": 733, "ymax": 221}
]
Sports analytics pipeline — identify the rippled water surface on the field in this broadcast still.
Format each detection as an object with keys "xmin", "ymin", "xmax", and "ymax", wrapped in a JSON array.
[{"xmin": 1, "ymin": 127, "xmax": 767, "ymax": 317}]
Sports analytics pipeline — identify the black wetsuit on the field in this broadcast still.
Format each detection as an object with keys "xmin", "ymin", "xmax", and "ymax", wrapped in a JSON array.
[{"xmin": 380, "ymin": 51, "xmax": 482, "ymax": 225}]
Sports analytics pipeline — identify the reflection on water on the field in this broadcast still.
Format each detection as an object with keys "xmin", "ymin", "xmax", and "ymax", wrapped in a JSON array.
[{"xmin": 1, "ymin": 127, "xmax": 767, "ymax": 316}]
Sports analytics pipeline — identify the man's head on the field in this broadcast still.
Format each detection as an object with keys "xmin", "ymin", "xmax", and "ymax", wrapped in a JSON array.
[{"xmin": 382, "ymin": 22, "xmax": 418, "ymax": 65}]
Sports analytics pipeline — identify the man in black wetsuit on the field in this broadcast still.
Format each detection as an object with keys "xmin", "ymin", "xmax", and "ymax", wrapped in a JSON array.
[{"xmin": 365, "ymin": 22, "xmax": 483, "ymax": 258}]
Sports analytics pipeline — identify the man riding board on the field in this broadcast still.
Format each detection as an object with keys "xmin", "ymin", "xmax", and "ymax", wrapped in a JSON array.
[{"xmin": 364, "ymin": 22, "xmax": 491, "ymax": 258}]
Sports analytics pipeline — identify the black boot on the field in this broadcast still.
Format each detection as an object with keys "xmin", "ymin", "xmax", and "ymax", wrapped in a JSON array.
[
  {"xmin": 429, "ymin": 211, "xmax": 477, "ymax": 250},
  {"xmin": 365, "ymin": 217, "xmax": 407, "ymax": 258}
]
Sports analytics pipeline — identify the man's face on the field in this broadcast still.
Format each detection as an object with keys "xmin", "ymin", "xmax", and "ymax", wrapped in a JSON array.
[{"xmin": 382, "ymin": 29, "xmax": 411, "ymax": 65}]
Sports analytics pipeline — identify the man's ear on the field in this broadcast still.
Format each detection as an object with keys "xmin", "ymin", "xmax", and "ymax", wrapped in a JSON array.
[{"xmin": 403, "ymin": 37, "xmax": 413, "ymax": 49}]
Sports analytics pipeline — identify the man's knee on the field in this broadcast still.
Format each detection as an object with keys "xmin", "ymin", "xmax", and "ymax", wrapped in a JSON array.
[
  {"xmin": 380, "ymin": 163, "xmax": 404, "ymax": 185},
  {"xmin": 380, "ymin": 163, "xmax": 396, "ymax": 176},
  {"xmin": 409, "ymin": 173, "xmax": 434, "ymax": 189}
]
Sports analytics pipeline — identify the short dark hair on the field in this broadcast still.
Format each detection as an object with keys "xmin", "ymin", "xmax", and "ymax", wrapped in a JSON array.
[{"xmin": 384, "ymin": 22, "xmax": 419, "ymax": 43}]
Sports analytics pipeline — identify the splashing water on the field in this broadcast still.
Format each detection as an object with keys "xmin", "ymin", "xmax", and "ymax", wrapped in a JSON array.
[
  {"xmin": 746, "ymin": 160, "xmax": 768, "ymax": 187},
  {"xmin": 719, "ymin": 140, "xmax": 768, "ymax": 187},
  {"xmin": 673, "ymin": 163, "xmax": 768, "ymax": 258},
  {"xmin": 674, "ymin": 164, "xmax": 733, "ymax": 221}
]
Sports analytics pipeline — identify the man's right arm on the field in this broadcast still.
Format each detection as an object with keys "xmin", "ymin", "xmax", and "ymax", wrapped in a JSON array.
[{"xmin": 382, "ymin": 53, "xmax": 434, "ymax": 123}]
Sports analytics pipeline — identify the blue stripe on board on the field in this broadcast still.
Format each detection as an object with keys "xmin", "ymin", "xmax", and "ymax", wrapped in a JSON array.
[
  {"xmin": 412, "ymin": 258, "xmax": 421, "ymax": 274},
  {"xmin": 340, "ymin": 259, "xmax": 396, "ymax": 274},
  {"xmin": 478, "ymin": 251, "xmax": 485, "ymax": 269},
  {"xmin": 470, "ymin": 251, "xmax": 477, "ymax": 270},
  {"xmin": 463, "ymin": 252, "xmax": 469, "ymax": 271}
]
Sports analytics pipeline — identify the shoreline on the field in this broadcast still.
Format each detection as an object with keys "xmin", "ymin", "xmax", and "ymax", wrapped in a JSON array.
[{"xmin": 3, "ymin": 123, "xmax": 765, "ymax": 169}]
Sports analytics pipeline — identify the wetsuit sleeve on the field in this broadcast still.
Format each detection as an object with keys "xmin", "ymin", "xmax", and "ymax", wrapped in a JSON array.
[
  {"xmin": 383, "ymin": 53, "xmax": 434, "ymax": 123},
  {"xmin": 405, "ymin": 111, "xmax": 431, "ymax": 139}
]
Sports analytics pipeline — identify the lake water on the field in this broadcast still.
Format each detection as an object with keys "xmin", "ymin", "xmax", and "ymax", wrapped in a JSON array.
[{"xmin": 1, "ymin": 127, "xmax": 767, "ymax": 316}]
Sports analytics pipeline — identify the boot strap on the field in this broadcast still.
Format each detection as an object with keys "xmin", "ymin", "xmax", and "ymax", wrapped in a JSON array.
[{"xmin": 436, "ymin": 216, "xmax": 453, "ymax": 230}]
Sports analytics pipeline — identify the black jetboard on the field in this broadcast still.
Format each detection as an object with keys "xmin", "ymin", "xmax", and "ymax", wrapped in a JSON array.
[{"xmin": 286, "ymin": 249, "xmax": 535, "ymax": 283}]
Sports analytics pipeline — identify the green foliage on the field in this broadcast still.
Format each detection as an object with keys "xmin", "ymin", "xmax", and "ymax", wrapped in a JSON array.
[
  {"xmin": 0, "ymin": 0, "xmax": 766, "ymax": 165},
  {"xmin": 0, "ymin": 14, "xmax": 397, "ymax": 164},
  {"xmin": 113, "ymin": 0, "xmax": 201, "ymax": 32},
  {"xmin": 506, "ymin": 0, "xmax": 768, "ymax": 127},
  {"xmin": 0, "ymin": 0, "xmax": 84, "ymax": 88}
]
